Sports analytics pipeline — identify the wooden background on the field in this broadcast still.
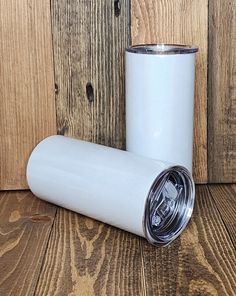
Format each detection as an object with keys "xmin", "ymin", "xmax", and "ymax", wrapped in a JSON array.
[{"xmin": 0, "ymin": 0, "xmax": 235, "ymax": 189}]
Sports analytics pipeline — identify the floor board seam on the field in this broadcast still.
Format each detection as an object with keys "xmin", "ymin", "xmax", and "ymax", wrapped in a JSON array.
[
  {"xmin": 206, "ymin": 185, "xmax": 236, "ymax": 250},
  {"xmin": 139, "ymin": 238, "xmax": 147, "ymax": 296},
  {"xmin": 33, "ymin": 206, "xmax": 58, "ymax": 296}
]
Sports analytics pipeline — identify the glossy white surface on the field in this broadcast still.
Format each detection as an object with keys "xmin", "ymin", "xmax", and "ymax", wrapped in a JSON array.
[
  {"xmin": 27, "ymin": 135, "xmax": 173, "ymax": 237},
  {"xmin": 126, "ymin": 51, "xmax": 196, "ymax": 172}
]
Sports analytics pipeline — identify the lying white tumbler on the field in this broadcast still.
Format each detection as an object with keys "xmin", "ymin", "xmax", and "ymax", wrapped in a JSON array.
[
  {"xmin": 27, "ymin": 135, "xmax": 195, "ymax": 246},
  {"xmin": 126, "ymin": 44, "xmax": 198, "ymax": 173}
]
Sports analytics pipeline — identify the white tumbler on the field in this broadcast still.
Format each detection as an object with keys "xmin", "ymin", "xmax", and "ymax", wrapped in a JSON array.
[
  {"xmin": 27, "ymin": 135, "xmax": 195, "ymax": 246},
  {"xmin": 125, "ymin": 44, "xmax": 198, "ymax": 173}
]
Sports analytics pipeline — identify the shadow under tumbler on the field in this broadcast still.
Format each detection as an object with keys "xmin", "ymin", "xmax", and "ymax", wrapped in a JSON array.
[{"xmin": 126, "ymin": 44, "xmax": 198, "ymax": 173}]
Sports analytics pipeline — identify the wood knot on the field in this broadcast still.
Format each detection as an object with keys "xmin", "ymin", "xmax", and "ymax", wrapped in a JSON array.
[
  {"xmin": 86, "ymin": 82, "xmax": 94, "ymax": 103},
  {"xmin": 114, "ymin": 0, "xmax": 121, "ymax": 17},
  {"xmin": 9, "ymin": 210, "xmax": 21, "ymax": 222}
]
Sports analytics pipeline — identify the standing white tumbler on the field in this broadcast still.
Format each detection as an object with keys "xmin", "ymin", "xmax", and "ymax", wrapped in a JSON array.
[
  {"xmin": 27, "ymin": 135, "xmax": 195, "ymax": 246},
  {"xmin": 126, "ymin": 44, "xmax": 198, "ymax": 173}
]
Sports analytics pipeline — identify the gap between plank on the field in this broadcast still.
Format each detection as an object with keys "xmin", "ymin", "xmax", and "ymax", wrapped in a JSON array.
[
  {"xmin": 139, "ymin": 237, "xmax": 147, "ymax": 296},
  {"xmin": 206, "ymin": 185, "xmax": 236, "ymax": 249},
  {"xmin": 33, "ymin": 207, "xmax": 58, "ymax": 296}
]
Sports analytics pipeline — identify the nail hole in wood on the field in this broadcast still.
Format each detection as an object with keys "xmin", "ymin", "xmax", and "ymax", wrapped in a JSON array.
[
  {"xmin": 114, "ymin": 0, "xmax": 121, "ymax": 17},
  {"xmin": 55, "ymin": 83, "xmax": 59, "ymax": 94},
  {"xmin": 86, "ymin": 82, "xmax": 94, "ymax": 103}
]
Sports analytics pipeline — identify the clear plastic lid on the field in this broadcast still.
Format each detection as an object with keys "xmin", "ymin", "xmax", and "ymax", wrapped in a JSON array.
[
  {"xmin": 126, "ymin": 44, "xmax": 198, "ymax": 55},
  {"xmin": 144, "ymin": 166, "xmax": 195, "ymax": 246}
]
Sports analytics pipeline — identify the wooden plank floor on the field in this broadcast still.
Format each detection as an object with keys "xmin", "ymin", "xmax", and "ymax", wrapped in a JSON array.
[{"xmin": 0, "ymin": 185, "xmax": 235, "ymax": 296}]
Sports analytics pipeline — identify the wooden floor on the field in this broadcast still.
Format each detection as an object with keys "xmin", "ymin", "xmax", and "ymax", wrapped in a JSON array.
[{"xmin": 0, "ymin": 185, "xmax": 235, "ymax": 296}]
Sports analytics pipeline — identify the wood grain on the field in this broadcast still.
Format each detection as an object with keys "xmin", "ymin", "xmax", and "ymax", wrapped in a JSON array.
[
  {"xmin": 51, "ymin": 0, "xmax": 130, "ymax": 149},
  {"xmin": 131, "ymin": 0, "xmax": 208, "ymax": 183},
  {"xmin": 0, "ymin": 191, "xmax": 57, "ymax": 296},
  {"xmin": 35, "ymin": 209, "xmax": 144, "ymax": 296},
  {"xmin": 208, "ymin": 0, "xmax": 236, "ymax": 182},
  {"xmin": 208, "ymin": 185, "xmax": 236, "ymax": 248},
  {"xmin": 0, "ymin": 0, "xmax": 56, "ymax": 190},
  {"xmin": 1, "ymin": 186, "xmax": 236, "ymax": 295},
  {"xmin": 140, "ymin": 185, "xmax": 236, "ymax": 296}
]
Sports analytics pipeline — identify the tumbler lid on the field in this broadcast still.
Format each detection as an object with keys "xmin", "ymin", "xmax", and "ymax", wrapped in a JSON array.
[
  {"xmin": 144, "ymin": 166, "xmax": 195, "ymax": 246},
  {"xmin": 126, "ymin": 44, "xmax": 198, "ymax": 55}
]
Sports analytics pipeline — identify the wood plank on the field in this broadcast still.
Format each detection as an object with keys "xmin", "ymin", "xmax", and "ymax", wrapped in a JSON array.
[
  {"xmin": 0, "ymin": 191, "xmax": 57, "ymax": 296},
  {"xmin": 141, "ymin": 185, "xmax": 236, "ymax": 295},
  {"xmin": 208, "ymin": 185, "xmax": 236, "ymax": 248},
  {"xmin": 131, "ymin": 0, "xmax": 208, "ymax": 183},
  {"xmin": 1, "ymin": 187, "xmax": 236, "ymax": 295},
  {"xmin": 0, "ymin": 0, "xmax": 56, "ymax": 190},
  {"xmin": 208, "ymin": 0, "xmax": 236, "ymax": 182},
  {"xmin": 34, "ymin": 209, "xmax": 144, "ymax": 296},
  {"xmin": 52, "ymin": 0, "xmax": 130, "ymax": 149}
]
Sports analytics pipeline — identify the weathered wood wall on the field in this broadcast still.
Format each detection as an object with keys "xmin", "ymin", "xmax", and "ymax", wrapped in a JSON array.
[
  {"xmin": 0, "ymin": 0, "xmax": 56, "ymax": 189},
  {"xmin": 0, "ymin": 0, "xmax": 235, "ymax": 188},
  {"xmin": 51, "ymin": 0, "xmax": 130, "ymax": 149},
  {"xmin": 208, "ymin": 0, "xmax": 236, "ymax": 183}
]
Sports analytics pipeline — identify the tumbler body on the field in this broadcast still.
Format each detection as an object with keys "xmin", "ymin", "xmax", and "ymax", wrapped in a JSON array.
[
  {"xmin": 27, "ymin": 135, "xmax": 195, "ymax": 246},
  {"xmin": 126, "ymin": 44, "xmax": 198, "ymax": 172}
]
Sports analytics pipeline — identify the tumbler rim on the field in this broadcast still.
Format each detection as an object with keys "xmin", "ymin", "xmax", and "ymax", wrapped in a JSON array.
[
  {"xmin": 126, "ymin": 43, "xmax": 198, "ymax": 55},
  {"xmin": 143, "ymin": 165, "xmax": 195, "ymax": 247}
]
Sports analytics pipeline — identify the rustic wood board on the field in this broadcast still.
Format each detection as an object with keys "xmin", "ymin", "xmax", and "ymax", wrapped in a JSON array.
[
  {"xmin": 34, "ymin": 209, "xmax": 144, "ymax": 296},
  {"xmin": 51, "ymin": 0, "xmax": 130, "ymax": 149},
  {"xmin": 140, "ymin": 185, "xmax": 236, "ymax": 296},
  {"xmin": 131, "ymin": 0, "xmax": 208, "ymax": 183},
  {"xmin": 208, "ymin": 184, "xmax": 236, "ymax": 248},
  {"xmin": 0, "ymin": 191, "xmax": 57, "ymax": 296},
  {"xmin": 1, "ymin": 186, "xmax": 236, "ymax": 295},
  {"xmin": 0, "ymin": 0, "xmax": 56, "ymax": 190},
  {"xmin": 208, "ymin": 0, "xmax": 236, "ymax": 182}
]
